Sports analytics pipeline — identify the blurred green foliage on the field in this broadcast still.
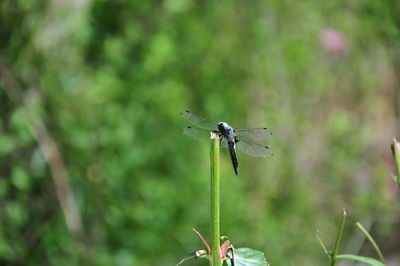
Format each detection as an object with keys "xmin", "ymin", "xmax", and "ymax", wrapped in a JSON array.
[{"xmin": 1, "ymin": 0, "xmax": 400, "ymax": 265}]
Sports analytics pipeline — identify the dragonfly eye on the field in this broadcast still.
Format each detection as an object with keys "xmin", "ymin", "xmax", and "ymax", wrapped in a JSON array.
[{"xmin": 217, "ymin": 122, "xmax": 227, "ymax": 132}]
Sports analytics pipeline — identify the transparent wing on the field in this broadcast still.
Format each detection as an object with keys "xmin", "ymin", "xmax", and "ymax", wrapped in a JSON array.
[
  {"xmin": 182, "ymin": 126, "xmax": 210, "ymax": 143},
  {"xmin": 183, "ymin": 126, "xmax": 227, "ymax": 148},
  {"xmin": 220, "ymin": 138, "xmax": 228, "ymax": 148},
  {"xmin": 180, "ymin": 110, "xmax": 218, "ymax": 131},
  {"xmin": 234, "ymin": 128, "xmax": 272, "ymax": 141},
  {"xmin": 236, "ymin": 139, "xmax": 273, "ymax": 157}
]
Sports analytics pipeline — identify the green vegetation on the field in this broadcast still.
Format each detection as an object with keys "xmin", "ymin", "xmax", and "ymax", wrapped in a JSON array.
[
  {"xmin": 1, "ymin": 1, "xmax": 400, "ymax": 265},
  {"xmin": 317, "ymin": 211, "xmax": 386, "ymax": 266}
]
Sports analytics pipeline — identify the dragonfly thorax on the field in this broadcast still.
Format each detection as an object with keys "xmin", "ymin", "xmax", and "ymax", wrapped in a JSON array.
[{"xmin": 218, "ymin": 122, "xmax": 235, "ymax": 140}]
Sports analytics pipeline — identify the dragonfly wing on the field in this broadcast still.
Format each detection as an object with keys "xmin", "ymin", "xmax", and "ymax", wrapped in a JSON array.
[
  {"xmin": 183, "ymin": 127, "xmax": 211, "ymax": 143},
  {"xmin": 236, "ymin": 139, "xmax": 273, "ymax": 157},
  {"xmin": 180, "ymin": 110, "xmax": 218, "ymax": 131},
  {"xmin": 220, "ymin": 137, "xmax": 228, "ymax": 148},
  {"xmin": 234, "ymin": 128, "xmax": 272, "ymax": 141},
  {"xmin": 183, "ymin": 126, "xmax": 228, "ymax": 149}
]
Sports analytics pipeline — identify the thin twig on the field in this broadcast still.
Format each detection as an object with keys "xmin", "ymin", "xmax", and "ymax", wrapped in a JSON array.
[
  {"xmin": 330, "ymin": 209, "xmax": 347, "ymax": 266},
  {"xmin": 355, "ymin": 222, "xmax": 385, "ymax": 263},
  {"xmin": 0, "ymin": 60, "xmax": 82, "ymax": 237}
]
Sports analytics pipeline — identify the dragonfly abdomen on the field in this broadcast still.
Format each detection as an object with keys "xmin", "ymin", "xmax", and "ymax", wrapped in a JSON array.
[{"xmin": 228, "ymin": 141, "xmax": 238, "ymax": 175}]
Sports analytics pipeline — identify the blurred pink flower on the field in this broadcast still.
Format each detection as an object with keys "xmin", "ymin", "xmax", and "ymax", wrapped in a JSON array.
[{"xmin": 320, "ymin": 28, "xmax": 347, "ymax": 56}]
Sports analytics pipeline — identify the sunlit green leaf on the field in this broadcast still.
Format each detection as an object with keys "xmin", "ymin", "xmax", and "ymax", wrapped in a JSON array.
[
  {"xmin": 225, "ymin": 248, "xmax": 269, "ymax": 266},
  {"xmin": 11, "ymin": 167, "xmax": 31, "ymax": 191},
  {"xmin": 0, "ymin": 135, "xmax": 15, "ymax": 155}
]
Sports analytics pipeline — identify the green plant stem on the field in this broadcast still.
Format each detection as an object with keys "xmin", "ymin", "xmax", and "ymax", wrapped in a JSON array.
[
  {"xmin": 210, "ymin": 133, "xmax": 221, "ymax": 266},
  {"xmin": 316, "ymin": 230, "xmax": 329, "ymax": 256},
  {"xmin": 392, "ymin": 139, "xmax": 400, "ymax": 172},
  {"xmin": 356, "ymin": 222, "xmax": 385, "ymax": 263},
  {"xmin": 330, "ymin": 209, "xmax": 347, "ymax": 266},
  {"xmin": 391, "ymin": 138, "xmax": 400, "ymax": 186}
]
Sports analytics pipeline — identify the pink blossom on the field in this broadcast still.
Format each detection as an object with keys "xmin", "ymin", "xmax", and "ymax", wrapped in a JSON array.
[{"xmin": 321, "ymin": 28, "xmax": 347, "ymax": 56}]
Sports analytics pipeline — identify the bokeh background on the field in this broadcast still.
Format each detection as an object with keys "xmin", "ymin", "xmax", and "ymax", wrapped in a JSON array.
[{"xmin": 1, "ymin": 1, "xmax": 400, "ymax": 265}]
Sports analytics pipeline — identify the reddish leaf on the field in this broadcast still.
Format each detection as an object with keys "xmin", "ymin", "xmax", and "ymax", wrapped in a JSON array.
[
  {"xmin": 220, "ymin": 240, "xmax": 231, "ymax": 259},
  {"xmin": 193, "ymin": 228, "xmax": 211, "ymax": 254}
]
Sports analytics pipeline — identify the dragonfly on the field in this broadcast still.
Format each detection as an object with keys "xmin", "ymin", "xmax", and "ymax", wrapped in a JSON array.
[{"xmin": 180, "ymin": 110, "xmax": 272, "ymax": 175}]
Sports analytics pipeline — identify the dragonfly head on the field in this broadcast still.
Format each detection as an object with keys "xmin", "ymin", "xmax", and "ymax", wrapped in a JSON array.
[{"xmin": 217, "ymin": 122, "xmax": 232, "ymax": 133}]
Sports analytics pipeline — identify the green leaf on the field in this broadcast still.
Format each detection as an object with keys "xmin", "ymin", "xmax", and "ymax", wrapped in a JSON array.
[
  {"xmin": 336, "ymin": 254, "xmax": 386, "ymax": 266},
  {"xmin": 391, "ymin": 173, "xmax": 400, "ymax": 185},
  {"xmin": 0, "ymin": 179, "xmax": 9, "ymax": 198},
  {"xmin": 0, "ymin": 135, "xmax": 15, "ymax": 155},
  {"xmin": 225, "ymin": 248, "xmax": 269, "ymax": 266},
  {"xmin": 176, "ymin": 250, "xmax": 210, "ymax": 266},
  {"xmin": 6, "ymin": 202, "xmax": 28, "ymax": 225},
  {"xmin": 11, "ymin": 167, "xmax": 31, "ymax": 191}
]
